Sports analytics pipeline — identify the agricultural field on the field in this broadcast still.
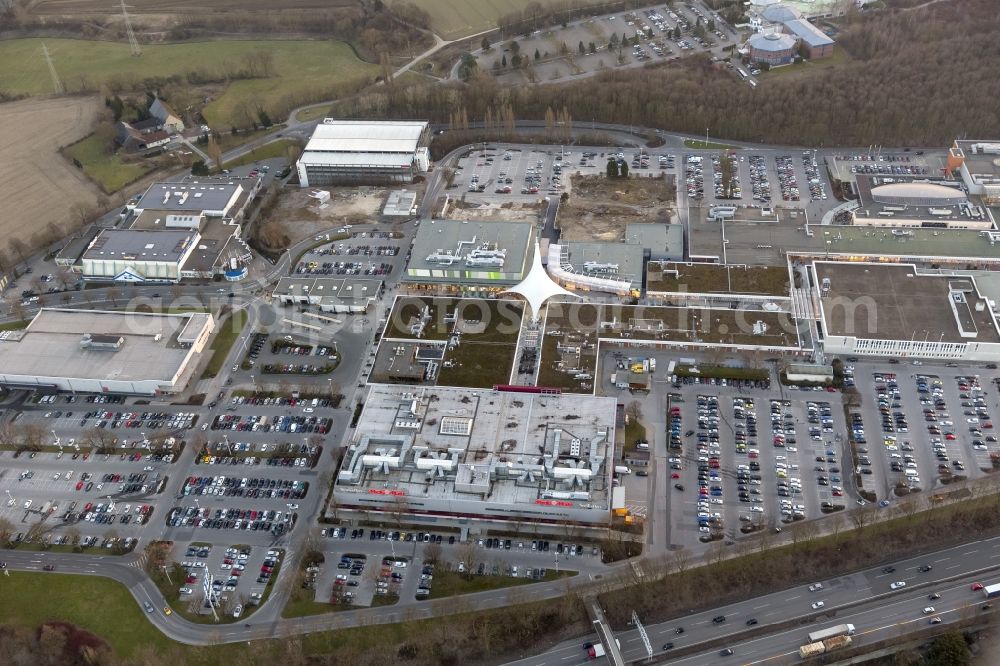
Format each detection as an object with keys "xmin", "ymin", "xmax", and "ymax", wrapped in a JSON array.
[
  {"xmin": 408, "ymin": 0, "xmax": 539, "ymax": 40},
  {"xmin": 0, "ymin": 39, "xmax": 378, "ymax": 128},
  {"xmin": 31, "ymin": 0, "xmax": 352, "ymax": 13},
  {"xmin": 0, "ymin": 96, "xmax": 100, "ymax": 258}
]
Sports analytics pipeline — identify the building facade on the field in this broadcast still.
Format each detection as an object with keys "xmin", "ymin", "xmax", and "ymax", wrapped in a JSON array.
[{"xmin": 297, "ymin": 119, "xmax": 431, "ymax": 187}]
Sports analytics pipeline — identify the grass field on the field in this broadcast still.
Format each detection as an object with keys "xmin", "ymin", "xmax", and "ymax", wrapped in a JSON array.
[
  {"xmin": 0, "ymin": 39, "xmax": 378, "ymax": 128},
  {"xmin": 0, "ymin": 96, "xmax": 100, "ymax": 259},
  {"xmin": 65, "ymin": 133, "xmax": 156, "ymax": 194},
  {"xmin": 223, "ymin": 138, "xmax": 303, "ymax": 169},
  {"xmin": 202, "ymin": 310, "xmax": 248, "ymax": 379}
]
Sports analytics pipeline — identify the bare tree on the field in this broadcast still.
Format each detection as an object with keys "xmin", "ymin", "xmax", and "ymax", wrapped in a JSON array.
[{"xmin": 105, "ymin": 285, "xmax": 121, "ymax": 307}]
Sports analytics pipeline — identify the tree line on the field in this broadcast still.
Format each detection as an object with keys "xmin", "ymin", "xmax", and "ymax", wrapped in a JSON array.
[{"xmin": 335, "ymin": 0, "xmax": 1000, "ymax": 148}]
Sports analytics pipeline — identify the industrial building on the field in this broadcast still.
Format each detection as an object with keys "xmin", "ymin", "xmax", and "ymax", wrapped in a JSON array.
[
  {"xmin": 296, "ymin": 119, "xmax": 430, "ymax": 187},
  {"xmin": 748, "ymin": 32, "xmax": 799, "ymax": 66},
  {"xmin": 332, "ymin": 385, "xmax": 618, "ymax": 528},
  {"xmin": 70, "ymin": 177, "xmax": 259, "ymax": 282},
  {"xmin": 851, "ymin": 176, "xmax": 995, "ymax": 230},
  {"xmin": 403, "ymin": 219, "xmax": 535, "ymax": 296},
  {"xmin": 815, "ymin": 262, "xmax": 1000, "ymax": 361},
  {"xmin": 272, "ymin": 276, "xmax": 383, "ymax": 313},
  {"xmin": 81, "ymin": 229, "xmax": 198, "ymax": 282},
  {"xmin": 546, "ymin": 241, "xmax": 643, "ymax": 298},
  {"xmin": 950, "ymin": 140, "xmax": 1000, "ymax": 205},
  {"xmin": 0, "ymin": 309, "xmax": 214, "ymax": 395},
  {"xmin": 746, "ymin": 3, "xmax": 834, "ymax": 64}
]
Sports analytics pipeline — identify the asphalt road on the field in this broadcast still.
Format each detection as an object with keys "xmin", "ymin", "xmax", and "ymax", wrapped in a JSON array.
[{"xmin": 503, "ymin": 535, "xmax": 1000, "ymax": 666}]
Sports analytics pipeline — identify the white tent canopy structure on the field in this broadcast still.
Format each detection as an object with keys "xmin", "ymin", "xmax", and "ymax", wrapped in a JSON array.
[{"xmin": 503, "ymin": 241, "xmax": 580, "ymax": 319}]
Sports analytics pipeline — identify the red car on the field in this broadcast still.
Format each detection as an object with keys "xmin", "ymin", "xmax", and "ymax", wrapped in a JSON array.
[
  {"xmin": 973, "ymin": 582, "xmax": 985, "ymax": 591},
  {"xmin": 671, "ymin": 473, "xmax": 680, "ymax": 479},
  {"xmin": 75, "ymin": 481, "xmax": 84, "ymax": 491}
]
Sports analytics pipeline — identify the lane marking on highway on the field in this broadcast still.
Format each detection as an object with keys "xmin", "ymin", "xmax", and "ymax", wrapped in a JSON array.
[
  {"xmin": 935, "ymin": 558, "xmax": 950, "ymax": 563},
  {"xmin": 784, "ymin": 595, "xmax": 800, "ymax": 601},
  {"xmin": 753, "ymin": 604, "xmax": 770, "ymax": 610},
  {"xmin": 963, "ymin": 551, "xmax": 978, "ymax": 556},
  {"xmin": 947, "ymin": 565, "xmax": 961, "ymax": 570}
]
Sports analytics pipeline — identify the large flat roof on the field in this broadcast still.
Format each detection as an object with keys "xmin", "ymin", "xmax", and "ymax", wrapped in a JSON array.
[
  {"xmin": 561, "ymin": 241, "xmax": 645, "ymax": 287},
  {"xmin": 816, "ymin": 262, "xmax": 1000, "ymax": 344},
  {"xmin": 273, "ymin": 276, "xmax": 383, "ymax": 304},
  {"xmin": 304, "ymin": 119, "xmax": 427, "ymax": 154},
  {"xmin": 338, "ymin": 385, "xmax": 616, "ymax": 509},
  {"xmin": 854, "ymin": 175, "xmax": 992, "ymax": 226},
  {"xmin": 82, "ymin": 229, "xmax": 195, "ymax": 263},
  {"xmin": 134, "ymin": 181, "xmax": 242, "ymax": 214},
  {"xmin": 0, "ymin": 309, "xmax": 212, "ymax": 383},
  {"xmin": 954, "ymin": 140, "xmax": 1000, "ymax": 178},
  {"xmin": 405, "ymin": 219, "xmax": 534, "ymax": 283},
  {"xmin": 624, "ymin": 222, "xmax": 684, "ymax": 258},
  {"xmin": 647, "ymin": 262, "xmax": 791, "ymax": 296}
]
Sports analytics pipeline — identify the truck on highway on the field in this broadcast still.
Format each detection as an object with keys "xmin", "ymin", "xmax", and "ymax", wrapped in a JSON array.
[
  {"xmin": 585, "ymin": 639, "xmax": 621, "ymax": 659},
  {"xmin": 798, "ymin": 635, "xmax": 852, "ymax": 658},
  {"xmin": 807, "ymin": 623, "xmax": 855, "ymax": 643},
  {"xmin": 983, "ymin": 583, "xmax": 1000, "ymax": 598}
]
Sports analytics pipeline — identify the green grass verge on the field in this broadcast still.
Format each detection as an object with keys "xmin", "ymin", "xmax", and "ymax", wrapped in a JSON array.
[
  {"xmin": 0, "ymin": 319, "xmax": 29, "ymax": 331},
  {"xmin": 295, "ymin": 104, "xmax": 332, "ymax": 123},
  {"xmin": 0, "ymin": 38, "xmax": 377, "ymax": 129},
  {"xmin": 623, "ymin": 420, "xmax": 647, "ymax": 449},
  {"xmin": 223, "ymin": 138, "xmax": 303, "ymax": 169},
  {"xmin": 0, "ymin": 571, "xmax": 179, "ymax": 657},
  {"xmin": 215, "ymin": 126, "xmax": 284, "ymax": 153},
  {"xmin": 683, "ymin": 139, "xmax": 741, "ymax": 150},
  {"xmin": 201, "ymin": 310, "xmax": 248, "ymax": 379},
  {"xmin": 65, "ymin": 134, "xmax": 156, "ymax": 194},
  {"xmin": 427, "ymin": 569, "xmax": 575, "ymax": 599}
]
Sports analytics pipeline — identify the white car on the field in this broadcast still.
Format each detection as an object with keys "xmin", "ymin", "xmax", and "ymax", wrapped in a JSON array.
[
  {"xmin": 811, "ymin": 601, "xmax": 825, "ymax": 610},
  {"xmin": 890, "ymin": 581, "xmax": 907, "ymax": 590},
  {"xmin": 808, "ymin": 583, "xmax": 823, "ymax": 592},
  {"xmin": 923, "ymin": 606, "xmax": 936, "ymax": 615},
  {"xmin": 179, "ymin": 587, "xmax": 193, "ymax": 595}
]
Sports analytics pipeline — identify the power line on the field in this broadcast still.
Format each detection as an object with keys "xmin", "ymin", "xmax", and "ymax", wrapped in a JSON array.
[
  {"xmin": 41, "ymin": 43, "xmax": 64, "ymax": 95},
  {"xmin": 116, "ymin": 0, "xmax": 142, "ymax": 57}
]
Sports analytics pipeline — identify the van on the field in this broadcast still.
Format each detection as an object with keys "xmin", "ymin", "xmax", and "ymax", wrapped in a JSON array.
[
  {"xmin": 311, "ymin": 398, "xmax": 319, "ymax": 408},
  {"xmin": 636, "ymin": 441, "xmax": 650, "ymax": 451}
]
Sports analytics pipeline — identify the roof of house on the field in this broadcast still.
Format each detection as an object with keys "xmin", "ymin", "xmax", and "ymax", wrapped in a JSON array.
[{"xmin": 131, "ymin": 117, "xmax": 163, "ymax": 132}]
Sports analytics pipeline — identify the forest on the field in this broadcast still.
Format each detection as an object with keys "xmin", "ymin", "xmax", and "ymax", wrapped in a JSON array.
[{"xmin": 337, "ymin": 0, "xmax": 1000, "ymax": 147}]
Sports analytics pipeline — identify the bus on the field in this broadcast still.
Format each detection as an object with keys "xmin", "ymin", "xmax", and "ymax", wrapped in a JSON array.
[
  {"xmin": 983, "ymin": 584, "xmax": 1000, "ymax": 598},
  {"xmin": 807, "ymin": 623, "xmax": 855, "ymax": 643}
]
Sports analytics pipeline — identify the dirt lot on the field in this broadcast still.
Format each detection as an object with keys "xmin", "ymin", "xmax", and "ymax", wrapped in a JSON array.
[
  {"xmin": 445, "ymin": 199, "xmax": 545, "ymax": 223},
  {"xmin": 0, "ymin": 96, "xmax": 101, "ymax": 260},
  {"xmin": 257, "ymin": 186, "xmax": 392, "ymax": 250},
  {"xmin": 558, "ymin": 174, "xmax": 675, "ymax": 241}
]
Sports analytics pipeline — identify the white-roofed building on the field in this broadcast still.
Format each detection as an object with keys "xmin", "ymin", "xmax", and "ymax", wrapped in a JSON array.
[{"xmin": 297, "ymin": 119, "xmax": 431, "ymax": 186}]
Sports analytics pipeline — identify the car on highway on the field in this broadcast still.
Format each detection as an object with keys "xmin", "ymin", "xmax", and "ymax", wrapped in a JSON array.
[
  {"xmin": 929, "ymin": 593, "xmax": 941, "ymax": 600},
  {"xmin": 720, "ymin": 648, "xmax": 734, "ymax": 656},
  {"xmin": 662, "ymin": 642, "xmax": 674, "ymax": 651},
  {"xmin": 143, "ymin": 602, "xmax": 154, "ymax": 613},
  {"xmin": 808, "ymin": 583, "xmax": 823, "ymax": 592},
  {"xmin": 745, "ymin": 618, "xmax": 758, "ymax": 626},
  {"xmin": 972, "ymin": 582, "xmax": 985, "ymax": 591},
  {"xmin": 163, "ymin": 607, "xmax": 172, "ymax": 615},
  {"xmin": 811, "ymin": 601, "xmax": 825, "ymax": 610},
  {"xmin": 929, "ymin": 617, "xmax": 942, "ymax": 624},
  {"xmin": 712, "ymin": 615, "xmax": 726, "ymax": 624},
  {"xmin": 42, "ymin": 564, "xmax": 55, "ymax": 571},
  {"xmin": 923, "ymin": 607, "xmax": 936, "ymax": 614},
  {"xmin": 890, "ymin": 581, "xmax": 907, "ymax": 590},
  {"xmin": 882, "ymin": 566, "xmax": 896, "ymax": 573}
]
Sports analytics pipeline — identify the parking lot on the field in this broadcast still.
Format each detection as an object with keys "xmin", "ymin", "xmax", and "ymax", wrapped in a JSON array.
[
  {"xmin": 172, "ymin": 542, "xmax": 282, "ymax": 618},
  {"xmin": 292, "ymin": 231, "xmax": 407, "ymax": 279},
  {"xmin": 853, "ymin": 365, "xmax": 998, "ymax": 500},
  {"xmin": 668, "ymin": 386, "xmax": 849, "ymax": 543},
  {"xmin": 484, "ymin": 2, "xmax": 734, "ymax": 85},
  {"xmin": 687, "ymin": 150, "xmax": 832, "ymax": 207}
]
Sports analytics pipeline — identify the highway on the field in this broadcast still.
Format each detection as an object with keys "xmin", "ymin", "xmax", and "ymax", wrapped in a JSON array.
[{"xmin": 503, "ymin": 535, "xmax": 1000, "ymax": 665}]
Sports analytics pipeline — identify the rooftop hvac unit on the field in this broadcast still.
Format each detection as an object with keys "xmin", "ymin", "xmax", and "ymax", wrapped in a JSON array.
[{"xmin": 583, "ymin": 261, "xmax": 620, "ymax": 273}]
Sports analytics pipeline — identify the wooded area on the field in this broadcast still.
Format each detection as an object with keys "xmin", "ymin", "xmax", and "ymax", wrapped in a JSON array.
[{"xmin": 338, "ymin": 0, "xmax": 1000, "ymax": 146}]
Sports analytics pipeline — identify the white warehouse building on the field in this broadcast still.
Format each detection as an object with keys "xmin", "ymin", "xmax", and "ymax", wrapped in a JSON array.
[
  {"xmin": 0, "ymin": 309, "xmax": 215, "ymax": 395},
  {"xmin": 297, "ymin": 119, "xmax": 431, "ymax": 187}
]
